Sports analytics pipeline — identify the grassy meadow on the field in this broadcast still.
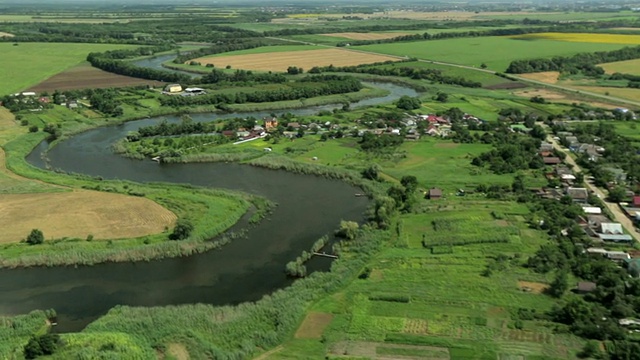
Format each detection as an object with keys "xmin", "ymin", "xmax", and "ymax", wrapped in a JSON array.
[
  {"xmin": 356, "ymin": 36, "xmax": 632, "ymax": 71},
  {"xmin": 600, "ymin": 58, "xmax": 640, "ymax": 75},
  {"xmin": 510, "ymin": 32, "xmax": 640, "ymax": 44},
  {"xmin": 0, "ymin": 42, "xmax": 135, "ymax": 96}
]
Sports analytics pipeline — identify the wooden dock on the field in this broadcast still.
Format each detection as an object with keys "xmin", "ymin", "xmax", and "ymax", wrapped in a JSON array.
[{"xmin": 313, "ymin": 252, "xmax": 338, "ymax": 259}]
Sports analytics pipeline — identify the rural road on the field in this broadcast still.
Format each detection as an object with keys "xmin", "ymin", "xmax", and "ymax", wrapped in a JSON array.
[
  {"xmin": 546, "ymin": 135, "xmax": 640, "ymax": 241},
  {"xmin": 268, "ymin": 37, "xmax": 640, "ymax": 109}
]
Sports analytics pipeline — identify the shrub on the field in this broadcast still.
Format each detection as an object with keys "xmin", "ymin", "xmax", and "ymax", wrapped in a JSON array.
[{"xmin": 26, "ymin": 229, "xmax": 44, "ymax": 245}]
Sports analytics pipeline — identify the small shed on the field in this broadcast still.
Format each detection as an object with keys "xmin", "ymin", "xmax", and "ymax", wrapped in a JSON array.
[
  {"xmin": 582, "ymin": 206, "xmax": 602, "ymax": 215},
  {"xmin": 576, "ymin": 281, "xmax": 597, "ymax": 294},
  {"xmin": 164, "ymin": 84, "xmax": 182, "ymax": 93},
  {"xmin": 428, "ymin": 188, "xmax": 442, "ymax": 200}
]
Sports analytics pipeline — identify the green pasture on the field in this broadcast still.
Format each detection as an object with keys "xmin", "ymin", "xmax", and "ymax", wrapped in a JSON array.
[
  {"xmin": 476, "ymin": 11, "xmax": 639, "ymax": 22},
  {"xmin": 610, "ymin": 121, "xmax": 640, "ymax": 141},
  {"xmin": 366, "ymin": 60, "xmax": 510, "ymax": 87},
  {"xmin": 600, "ymin": 58, "xmax": 640, "ymax": 75},
  {"xmin": 356, "ymin": 36, "xmax": 631, "ymax": 71},
  {"xmin": 380, "ymin": 139, "xmax": 546, "ymax": 190},
  {"xmin": 196, "ymin": 44, "xmax": 321, "ymax": 59},
  {"xmin": 0, "ymin": 42, "xmax": 134, "ymax": 96}
]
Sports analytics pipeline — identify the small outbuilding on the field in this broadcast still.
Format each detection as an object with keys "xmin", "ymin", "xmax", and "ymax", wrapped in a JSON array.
[
  {"xmin": 428, "ymin": 188, "xmax": 442, "ymax": 200},
  {"xmin": 576, "ymin": 281, "xmax": 597, "ymax": 294},
  {"xmin": 164, "ymin": 84, "xmax": 182, "ymax": 93}
]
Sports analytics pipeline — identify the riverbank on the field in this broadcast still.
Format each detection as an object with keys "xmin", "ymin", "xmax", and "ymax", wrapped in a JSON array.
[{"xmin": 0, "ymin": 131, "xmax": 272, "ymax": 268}]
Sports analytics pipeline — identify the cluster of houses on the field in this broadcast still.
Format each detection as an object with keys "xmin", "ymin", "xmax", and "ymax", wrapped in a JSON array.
[{"xmin": 533, "ymin": 141, "xmax": 640, "ymax": 298}]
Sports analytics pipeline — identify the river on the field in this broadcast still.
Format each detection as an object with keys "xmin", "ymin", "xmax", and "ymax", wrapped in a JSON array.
[{"xmin": 0, "ymin": 71, "xmax": 417, "ymax": 333}]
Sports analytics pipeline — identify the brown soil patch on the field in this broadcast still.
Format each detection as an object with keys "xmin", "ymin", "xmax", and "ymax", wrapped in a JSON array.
[
  {"xmin": 167, "ymin": 343, "xmax": 189, "ymax": 360},
  {"xmin": 519, "ymin": 71, "xmax": 560, "ymax": 84},
  {"xmin": 370, "ymin": 268, "xmax": 384, "ymax": 281},
  {"xmin": 295, "ymin": 312, "xmax": 333, "ymax": 339},
  {"xmin": 518, "ymin": 281, "xmax": 547, "ymax": 294},
  {"xmin": 331, "ymin": 341, "xmax": 450, "ymax": 360},
  {"xmin": 0, "ymin": 32, "xmax": 14, "ymax": 37},
  {"xmin": 485, "ymin": 82, "xmax": 528, "ymax": 90},
  {"xmin": 192, "ymin": 48, "xmax": 399, "ymax": 72},
  {"xmin": 0, "ymin": 191, "xmax": 176, "ymax": 243},
  {"xmin": 513, "ymin": 88, "xmax": 566, "ymax": 100},
  {"xmin": 495, "ymin": 220, "xmax": 509, "ymax": 227},
  {"xmin": 434, "ymin": 143, "xmax": 459, "ymax": 149},
  {"xmin": 610, "ymin": 27, "xmax": 640, "ymax": 31},
  {"xmin": 28, "ymin": 63, "xmax": 164, "ymax": 93},
  {"xmin": 323, "ymin": 32, "xmax": 414, "ymax": 41}
]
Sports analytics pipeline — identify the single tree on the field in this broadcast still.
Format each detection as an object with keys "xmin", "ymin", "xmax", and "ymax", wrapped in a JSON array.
[
  {"xmin": 400, "ymin": 175, "xmax": 419, "ymax": 194},
  {"xmin": 26, "ymin": 229, "xmax": 44, "ymax": 245},
  {"xmin": 169, "ymin": 219, "xmax": 194, "ymax": 240},
  {"xmin": 547, "ymin": 269, "xmax": 569, "ymax": 298}
]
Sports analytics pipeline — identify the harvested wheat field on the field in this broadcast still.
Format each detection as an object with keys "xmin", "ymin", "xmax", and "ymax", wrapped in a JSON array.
[
  {"xmin": 518, "ymin": 281, "xmax": 547, "ymax": 294},
  {"xmin": 322, "ymin": 32, "xmax": 414, "ymax": 40},
  {"xmin": 193, "ymin": 48, "xmax": 399, "ymax": 72},
  {"xmin": 28, "ymin": 63, "xmax": 164, "ymax": 93},
  {"xmin": 0, "ymin": 191, "xmax": 176, "ymax": 243},
  {"xmin": 514, "ymin": 88, "xmax": 567, "ymax": 100},
  {"xmin": 0, "ymin": 32, "xmax": 14, "ymax": 37},
  {"xmin": 519, "ymin": 71, "xmax": 560, "ymax": 84}
]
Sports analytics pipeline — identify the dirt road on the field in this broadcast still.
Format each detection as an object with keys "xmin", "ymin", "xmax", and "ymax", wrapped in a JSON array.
[{"xmin": 547, "ymin": 136, "xmax": 639, "ymax": 241}]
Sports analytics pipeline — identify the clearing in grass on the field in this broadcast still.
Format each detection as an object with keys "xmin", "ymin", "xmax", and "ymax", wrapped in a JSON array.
[
  {"xmin": 190, "ymin": 48, "xmax": 399, "ymax": 72},
  {"xmin": 0, "ymin": 42, "xmax": 135, "ymax": 96},
  {"xmin": 519, "ymin": 71, "xmax": 561, "ymax": 84},
  {"xmin": 0, "ymin": 32, "xmax": 14, "ymax": 37},
  {"xmin": 295, "ymin": 312, "xmax": 334, "ymax": 339}
]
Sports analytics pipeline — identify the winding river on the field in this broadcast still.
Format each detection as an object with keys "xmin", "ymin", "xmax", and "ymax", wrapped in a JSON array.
[{"xmin": 0, "ymin": 77, "xmax": 418, "ymax": 332}]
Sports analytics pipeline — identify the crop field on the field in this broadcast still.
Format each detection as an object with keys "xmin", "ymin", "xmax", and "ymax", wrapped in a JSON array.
[
  {"xmin": 509, "ymin": 32, "xmax": 640, "ymax": 44},
  {"xmin": 28, "ymin": 63, "xmax": 164, "ymax": 92},
  {"xmin": 0, "ymin": 42, "xmax": 134, "ymax": 96},
  {"xmin": 572, "ymin": 85, "xmax": 640, "ymax": 102},
  {"xmin": 192, "ymin": 48, "xmax": 400, "ymax": 72},
  {"xmin": 599, "ymin": 58, "xmax": 640, "ymax": 75},
  {"xmin": 519, "ymin": 71, "xmax": 561, "ymax": 84},
  {"xmin": 0, "ymin": 32, "xmax": 13, "ymax": 37},
  {"xmin": 284, "ymin": 11, "xmax": 566, "ymax": 21},
  {"xmin": 0, "ymin": 190, "xmax": 176, "ymax": 243},
  {"xmin": 609, "ymin": 121, "xmax": 640, "ymax": 141},
  {"xmin": 321, "ymin": 32, "xmax": 416, "ymax": 40},
  {"xmin": 271, "ymin": 201, "xmax": 584, "ymax": 359},
  {"xmin": 356, "ymin": 37, "xmax": 631, "ymax": 71}
]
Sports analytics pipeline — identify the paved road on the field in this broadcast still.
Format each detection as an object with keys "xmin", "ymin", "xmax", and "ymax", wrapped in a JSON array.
[{"xmin": 547, "ymin": 136, "xmax": 639, "ymax": 241}]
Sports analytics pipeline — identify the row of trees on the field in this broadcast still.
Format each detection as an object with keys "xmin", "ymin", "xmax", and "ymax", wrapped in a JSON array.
[
  {"xmin": 173, "ymin": 39, "xmax": 285, "ymax": 64},
  {"xmin": 506, "ymin": 45, "xmax": 640, "ymax": 74},
  {"xmin": 159, "ymin": 77, "xmax": 363, "ymax": 107},
  {"xmin": 308, "ymin": 62, "xmax": 483, "ymax": 88}
]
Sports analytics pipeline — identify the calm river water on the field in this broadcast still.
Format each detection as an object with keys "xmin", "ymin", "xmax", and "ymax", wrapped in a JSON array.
[{"xmin": 0, "ymin": 81, "xmax": 417, "ymax": 332}]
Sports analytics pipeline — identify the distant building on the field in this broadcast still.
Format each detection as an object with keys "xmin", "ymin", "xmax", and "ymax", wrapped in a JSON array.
[
  {"xmin": 164, "ymin": 84, "xmax": 182, "ymax": 93},
  {"xmin": 428, "ymin": 188, "xmax": 442, "ymax": 200},
  {"xmin": 264, "ymin": 117, "xmax": 278, "ymax": 131}
]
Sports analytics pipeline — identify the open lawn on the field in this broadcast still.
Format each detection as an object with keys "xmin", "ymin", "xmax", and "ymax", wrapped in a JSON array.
[
  {"xmin": 0, "ymin": 42, "xmax": 135, "ymax": 96},
  {"xmin": 28, "ymin": 62, "xmax": 164, "ymax": 93},
  {"xmin": 600, "ymin": 58, "xmax": 640, "ymax": 75},
  {"xmin": 509, "ymin": 32, "xmax": 640, "ymax": 44},
  {"xmin": 192, "ymin": 48, "xmax": 399, "ymax": 72},
  {"xmin": 609, "ymin": 121, "xmax": 640, "ymax": 141},
  {"xmin": 572, "ymin": 85, "xmax": 640, "ymax": 102},
  {"xmin": 356, "ymin": 37, "xmax": 631, "ymax": 71}
]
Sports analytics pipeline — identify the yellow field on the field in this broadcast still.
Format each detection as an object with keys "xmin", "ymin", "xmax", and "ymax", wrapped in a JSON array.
[
  {"xmin": 510, "ymin": 32, "xmax": 640, "ymax": 44},
  {"xmin": 599, "ymin": 58, "xmax": 640, "ymax": 75},
  {"xmin": 193, "ymin": 48, "xmax": 399, "ymax": 72},
  {"xmin": 322, "ymin": 32, "xmax": 414, "ymax": 40},
  {"xmin": 572, "ymin": 85, "xmax": 640, "ymax": 102},
  {"xmin": 0, "ymin": 191, "xmax": 176, "ymax": 243},
  {"xmin": 519, "ymin": 71, "xmax": 560, "ymax": 84},
  {"xmin": 0, "ymin": 32, "xmax": 14, "ymax": 37}
]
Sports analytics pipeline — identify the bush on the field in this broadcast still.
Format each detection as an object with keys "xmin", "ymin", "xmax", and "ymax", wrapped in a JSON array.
[
  {"xmin": 28, "ymin": 125, "xmax": 38, "ymax": 133},
  {"xmin": 25, "ymin": 229, "xmax": 44, "ymax": 245},
  {"xmin": 169, "ymin": 219, "xmax": 194, "ymax": 240}
]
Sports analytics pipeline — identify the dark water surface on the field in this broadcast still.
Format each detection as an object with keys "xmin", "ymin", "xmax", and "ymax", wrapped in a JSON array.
[{"xmin": 0, "ymin": 82, "xmax": 416, "ymax": 333}]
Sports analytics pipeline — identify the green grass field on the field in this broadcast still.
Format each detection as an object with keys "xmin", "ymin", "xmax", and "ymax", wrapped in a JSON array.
[
  {"xmin": 356, "ymin": 36, "xmax": 631, "ymax": 71},
  {"xmin": 600, "ymin": 58, "xmax": 640, "ymax": 75},
  {"xmin": 0, "ymin": 42, "xmax": 134, "ymax": 96}
]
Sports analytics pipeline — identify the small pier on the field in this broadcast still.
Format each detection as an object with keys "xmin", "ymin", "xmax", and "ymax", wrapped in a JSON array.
[{"xmin": 313, "ymin": 252, "xmax": 339, "ymax": 259}]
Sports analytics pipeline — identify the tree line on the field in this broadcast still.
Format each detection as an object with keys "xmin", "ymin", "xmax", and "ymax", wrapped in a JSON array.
[
  {"xmin": 159, "ymin": 76, "xmax": 363, "ymax": 107},
  {"xmin": 506, "ymin": 45, "xmax": 640, "ymax": 74},
  {"xmin": 173, "ymin": 39, "xmax": 287, "ymax": 64},
  {"xmin": 308, "ymin": 62, "xmax": 482, "ymax": 88}
]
